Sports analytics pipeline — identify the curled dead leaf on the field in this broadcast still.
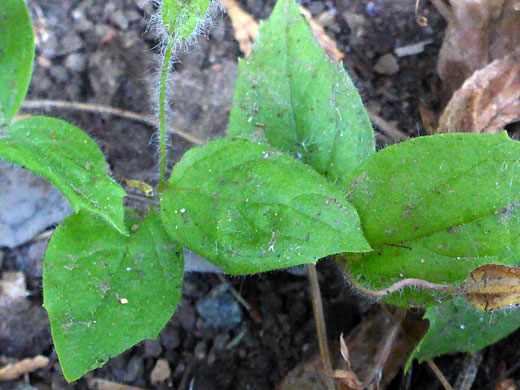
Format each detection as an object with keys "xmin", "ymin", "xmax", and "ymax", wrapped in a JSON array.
[
  {"xmin": 438, "ymin": 50, "xmax": 520, "ymax": 133},
  {"xmin": 437, "ymin": 0, "xmax": 520, "ymax": 100},
  {"xmin": 279, "ymin": 308, "xmax": 423, "ymax": 390},
  {"xmin": 329, "ymin": 334, "xmax": 365, "ymax": 390},
  {"xmin": 464, "ymin": 264, "xmax": 520, "ymax": 312}
]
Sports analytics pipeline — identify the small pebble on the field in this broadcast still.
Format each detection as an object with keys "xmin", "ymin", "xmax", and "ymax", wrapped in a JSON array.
[
  {"xmin": 150, "ymin": 359, "xmax": 170, "ymax": 385},
  {"xmin": 49, "ymin": 66, "xmax": 69, "ymax": 83},
  {"xmin": 65, "ymin": 53, "xmax": 86, "ymax": 72},
  {"xmin": 194, "ymin": 340, "xmax": 207, "ymax": 360},
  {"xmin": 159, "ymin": 325, "xmax": 181, "ymax": 350},
  {"xmin": 110, "ymin": 10, "xmax": 129, "ymax": 30},
  {"xmin": 317, "ymin": 11, "xmax": 335, "ymax": 28},
  {"xmin": 123, "ymin": 355, "xmax": 143, "ymax": 383},
  {"xmin": 41, "ymin": 34, "xmax": 59, "ymax": 58},
  {"xmin": 308, "ymin": 1, "xmax": 325, "ymax": 14},
  {"xmin": 196, "ymin": 287, "xmax": 242, "ymax": 331},
  {"xmin": 59, "ymin": 33, "xmax": 84, "ymax": 55},
  {"xmin": 374, "ymin": 53, "xmax": 400, "ymax": 75},
  {"xmin": 143, "ymin": 339, "xmax": 162, "ymax": 358}
]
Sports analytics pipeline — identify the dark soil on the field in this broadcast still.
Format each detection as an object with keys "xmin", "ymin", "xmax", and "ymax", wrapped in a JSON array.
[{"xmin": 2, "ymin": 1, "xmax": 520, "ymax": 389}]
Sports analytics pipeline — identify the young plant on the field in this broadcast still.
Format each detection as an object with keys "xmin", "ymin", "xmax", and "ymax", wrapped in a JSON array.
[{"xmin": 2, "ymin": 0, "xmax": 520, "ymax": 383}]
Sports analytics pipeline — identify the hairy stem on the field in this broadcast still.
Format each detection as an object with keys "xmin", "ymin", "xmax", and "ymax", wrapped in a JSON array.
[
  {"xmin": 345, "ymin": 272, "xmax": 459, "ymax": 299},
  {"xmin": 158, "ymin": 40, "xmax": 175, "ymax": 185}
]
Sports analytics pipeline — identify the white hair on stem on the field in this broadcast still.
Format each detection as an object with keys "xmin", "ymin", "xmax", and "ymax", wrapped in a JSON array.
[{"xmin": 148, "ymin": 0, "xmax": 223, "ymax": 182}]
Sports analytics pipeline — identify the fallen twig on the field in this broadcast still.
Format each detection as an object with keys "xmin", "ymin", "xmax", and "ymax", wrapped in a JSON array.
[
  {"xmin": 454, "ymin": 350, "xmax": 483, "ymax": 390},
  {"xmin": 0, "ymin": 355, "xmax": 49, "ymax": 381},
  {"xmin": 20, "ymin": 99, "xmax": 204, "ymax": 145},
  {"xmin": 367, "ymin": 110, "xmax": 410, "ymax": 142},
  {"xmin": 427, "ymin": 359, "xmax": 454, "ymax": 390},
  {"xmin": 88, "ymin": 378, "xmax": 149, "ymax": 390},
  {"xmin": 307, "ymin": 264, "xmax": 336, "ymax": 390}
]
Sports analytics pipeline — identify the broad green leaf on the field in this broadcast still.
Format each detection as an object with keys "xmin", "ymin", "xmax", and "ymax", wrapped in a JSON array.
[
  {"xmin": 228, "ymin": 0, "xmax": 374, "ymax": 186},
  {"xmin": 0, "ymin": 116, "xmax": 127, "ymax": 234},
  {"xmin": 43, "ymin": 210, "xmax": 183, "ymax": 382},
  {"xmin": 408, "ymin": 297, "xmax": 520, "ymax": 367},
  {"xmin": 161, "ymin": 0, "xmax": 212, "ymax": 41},
  {"xmin": 161, "ymin": 137, "xmax": 371, "ymax": 274},
  {"xmin": 0, "ymin": 0, "xmax": 34, "ymax": 127},
  {"xmin": 338, "ymin": 132, "xmax": 520, "ymax": 306}
]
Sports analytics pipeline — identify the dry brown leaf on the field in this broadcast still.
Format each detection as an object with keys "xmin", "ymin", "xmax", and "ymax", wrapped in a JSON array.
[
  {"xmin": 438, "ymin": 50, "xmax": 520, "ymax": 133},
  {"xmin": 278, "ymin": 309, "xmax": 426, "ymax": 390},
  {"xmin": 464, "ymin": 264, "xmax": 520, "ymax": 312},
  {"xmin": 223, "ymin": 0, "xmax": 343, "ymax": 62},
  {"xmin": 494, "ymin": 363, "xmax": 517, "ymax": 390},
  {"xmin": 437, "ymin": 0, "xmax": 520, "ymax": 100},
  {"xmin": 277, "ymin": 353, "xmax": 329, "ymax": 390},
  {"xmin": 330, "ymin": 334, "xmax": 365, "ymax": 390},
  {"xmin": 418, "ymin": 100, "xmax": 438, "ymax": 135},
  {"xmin": 488, "ymin": 0, "xmax": 520, "ymax": 62},
  {"xmin": 437, "ymin": 0, "xmax": 502, "ymax": 98},
  {"xmin": 0, "ymin": 355, "xmax": 49, "ymax": 381},
  {"xmin": 222, "ymin": 0, "xmax": 259, "ymax": 58},
  {"xmin": 333, "ymin": 308, "xmax": 410, "ymax": 390},
  {"xmin": 495, "ymin": 379, "xmax": 517, "ymax": 390}
]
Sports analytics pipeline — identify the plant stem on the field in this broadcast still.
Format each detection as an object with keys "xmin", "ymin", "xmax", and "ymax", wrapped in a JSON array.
[
  {"xmin": 306, "ymin": 264, "xmax": 336, "ymax": 390},
  {"xmin": 158, "ymin": 40, "xmax": 175, "ymax": 186},
  {"xmin": 345, "ymin": 272, "xmax": 459, "ymax": 299}
]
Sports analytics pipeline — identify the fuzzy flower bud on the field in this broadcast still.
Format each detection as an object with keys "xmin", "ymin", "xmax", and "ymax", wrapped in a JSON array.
[{"xmin": 156, "ymin": 0, "xmax": 220, "ymax": 48}]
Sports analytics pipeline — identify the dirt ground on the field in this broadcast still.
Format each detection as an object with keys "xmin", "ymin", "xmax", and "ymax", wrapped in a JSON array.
[{"xmin": 2, "ymin": 0, "xmax": 520, "ymax": 389}]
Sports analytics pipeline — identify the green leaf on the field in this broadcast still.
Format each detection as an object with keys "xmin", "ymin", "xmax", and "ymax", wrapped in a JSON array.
[
  {"xmin": 0, "ymin": 116, "xmax": 127, "ymax": 234},
  {"xmin": 161, "ymin": 137, "xmax": 371, "ymax": 274},
  {"xmin": 43, "ymin": 210, "xmax": 184, "ymax": 382},
  {"xmin": 228, "ymin": 0, "xmax": 374, "ymax": 186},
  {"xmin": 0, "ymin": 0, "xmax": 35, "ymax": 127},
  {"xmin": 408, "ymin": 297, "xmax": 520, "ymax": 367},
  {"xmin": 161, "ymin": 0, "xmax": 212, "ymax": 41},
  {"xmin": 338, "ymin": 132, "xmax": 520, "ymax": 306}
]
